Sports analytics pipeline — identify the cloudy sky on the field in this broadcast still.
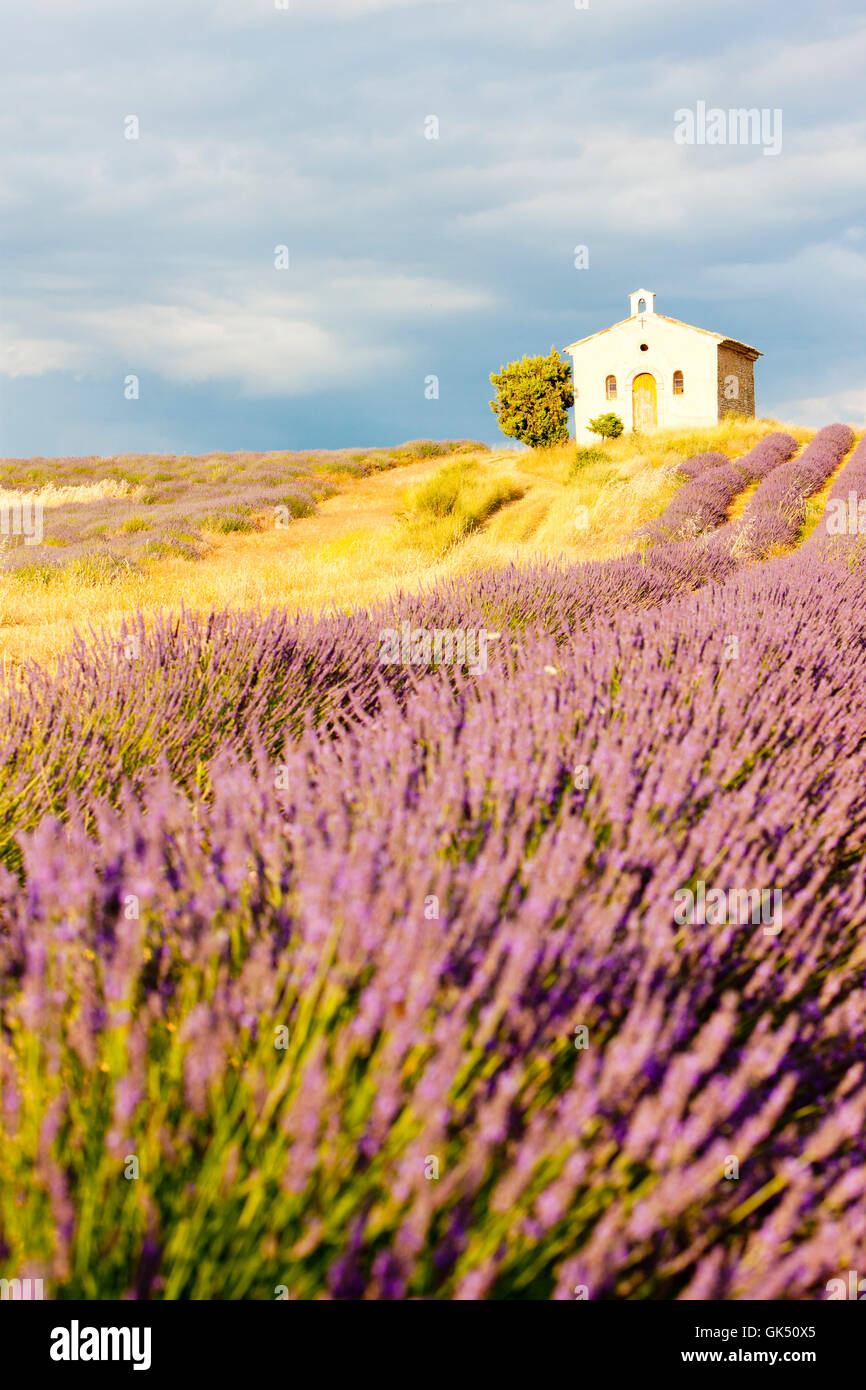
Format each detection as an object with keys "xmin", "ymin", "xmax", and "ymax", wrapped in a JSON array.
[{"xmin": 1, "ymin": 0, "xmax": 864, "ymax": 456}]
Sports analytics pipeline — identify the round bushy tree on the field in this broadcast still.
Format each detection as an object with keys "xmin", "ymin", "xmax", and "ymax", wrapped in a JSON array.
[
  {"xmin": 489, "ymin": 347, "xmax": 574, "ymax": 448},
  {"xmin": 587, "ymin": 412, "xmax": 624, "ymax": 442}
]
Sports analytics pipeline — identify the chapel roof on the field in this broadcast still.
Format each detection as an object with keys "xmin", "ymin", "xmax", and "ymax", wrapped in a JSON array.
[{"xmin": 565, "ymin": 314, "xmax": 761, "ymax": 360}]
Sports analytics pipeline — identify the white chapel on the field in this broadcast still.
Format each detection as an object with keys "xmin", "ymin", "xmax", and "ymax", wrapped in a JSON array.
[{"xmin": 565, "ymin": 290, "xmax": 761, "ymax": 442}]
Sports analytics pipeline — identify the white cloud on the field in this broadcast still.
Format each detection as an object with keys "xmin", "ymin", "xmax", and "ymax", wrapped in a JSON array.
[
  {"xmin": 0, "ymin": 292, "xmax": 381, "ymax": 395},
  {"xmin": 0, "ymin": 331, "xmax": 84, "ymax": 378},
  {"xmin": 326, "ymin": 269, "xmax": 493, "ymax": 316},
  {"xmin": 698, "ymin": 242, "xmax": 866, "ymax": 299},
  {"xmin": 0, "ymin": 266, "xmax": 490, "ymax": 393},
  {"xmin": 82, "ymin": 296, "xmax": 366, "ymax": 395},
  {"xmin": 771, "ymin": 390, "xmax": 866, "ymax": 428},
  {"xmin": 748, "ymin": 23, "xmax": 866, "ymax": 93},
  {"xmin": 449, "ymin": 120, "xmax": 866, "ymax": 244}
]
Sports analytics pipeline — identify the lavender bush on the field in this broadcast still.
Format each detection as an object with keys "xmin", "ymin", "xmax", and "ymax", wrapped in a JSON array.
[{"xmin": 674, "ymin": 450, "xmax": 731, "ymax": 480}]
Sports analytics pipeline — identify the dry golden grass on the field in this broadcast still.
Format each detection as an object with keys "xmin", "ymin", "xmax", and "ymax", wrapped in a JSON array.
[
  {"xmin": 728, "ymin": 482, "xmax": 759, "ymax": 522},
  {"xmin": 0, "ymin": 479, "xmax": 136, "ymax": 509},
  {"xmin": 439, "ymin": 417, "xmax": 813, "ymax": 569},
  {"xmin": 0, "ymin": 420, "xmax": 816, "ymax": 669}
]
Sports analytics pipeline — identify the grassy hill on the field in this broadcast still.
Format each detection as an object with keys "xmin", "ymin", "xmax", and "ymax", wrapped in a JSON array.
[{"xmin": 0, "ymin": 420, "xmax": 812, "ymax": 668}]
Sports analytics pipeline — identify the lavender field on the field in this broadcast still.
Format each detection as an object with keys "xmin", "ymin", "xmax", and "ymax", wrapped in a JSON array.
[
  {"xmin": 0, "ymin": 439, "xmax": 482, "ymax": 573},
  {"xmin": 4, "ymin": 424, "xmax": 866, "ymax": 1300}
]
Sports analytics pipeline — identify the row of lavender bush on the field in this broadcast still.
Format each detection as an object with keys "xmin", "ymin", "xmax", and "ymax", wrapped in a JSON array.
[
  {"xmin": 709, "ymin": 423, "xmax": 854, "ymax": 560},
  {"xmin": 644, "ymin": 433, "xmax": 799, "ymax": 543},
  {"xmin": 803, "ymin": 433, "xmax": 866, "ymax": 554}
]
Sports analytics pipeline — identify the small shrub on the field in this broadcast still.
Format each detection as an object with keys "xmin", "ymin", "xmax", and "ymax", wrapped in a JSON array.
[
  {"xmin": 406, "ymin": 462, "xmax": 469, "ymax": 519},
  {"xmin": 276, "ymin": 493, "xmax": 317, "ymax": 520},
  {"xmin": 9, "ymin": 552, "xmax": 139, "ymax": 586},
  {"xmin": 68, "ymin": 553, "xmax": 140, "ymax": 585},
  {"xmin": 315, "ymin": 459, "xmax": 364, "ymax": 477},
  {"xmin": 404, "ymin": 440, "xmax": 447, "ymax": 459},
  {"xmin": 587, "ymin": 413, "xmax": 625, "ymax": 442},
  {"xmin": 8, "ymin": 561, "xmax": 62, "ymax": 586},
  {"xmin": 143, "ymin": 536, "xmax": 203, "ymax": 560},
  {"xmin": 570, "ymin": 447, "xmax": 608, "ymax": 474},
  {"xmin": 399, "ymin": 439, "xmax": 487, "ymax": 461},
  {"xmin": 107, "ymin": 468, "xmax": 146, "ymax": 484},
  {"xmin": 365, "ymin": 454, "xmax": 400, "ymax": 473},
  {"xmin": 198, "ymin": 504, "xmax": 272, "ymax": 534},
  {"xmin": 199, "ymin": 511, "xmax": 257, "ymax": 535},
  {"xmin": 120, "ymin": 517, "xmax": 150, "ymax": 534},
  {"xmin": 402, "ymin": 459, "xmax": 523, "ymax": 554}
]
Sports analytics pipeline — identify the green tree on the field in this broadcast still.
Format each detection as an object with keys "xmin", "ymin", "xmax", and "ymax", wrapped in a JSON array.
[
  {"xmin": 489, "ymin": 347, "xmax": 574, "ymax": 449},
  {"xmin": 587, "ymin": 412, "xmax": 624, "ymax": 442}
]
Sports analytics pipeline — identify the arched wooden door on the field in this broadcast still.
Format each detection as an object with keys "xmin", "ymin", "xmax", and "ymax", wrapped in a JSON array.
[{"xmin": 632, "ymin": 373, "xmax": 657, "ymax": 429}]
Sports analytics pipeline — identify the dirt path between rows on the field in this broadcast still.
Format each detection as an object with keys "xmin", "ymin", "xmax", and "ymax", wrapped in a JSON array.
[{"xmin": 285, "ymin": 452, "xmax": 516, "ymax": 548}]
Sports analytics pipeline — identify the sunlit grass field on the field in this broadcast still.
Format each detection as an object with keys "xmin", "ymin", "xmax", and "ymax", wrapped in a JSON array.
[{"xmin": 0, "ymin": 419, "xmax": 812, "ymax": 669}]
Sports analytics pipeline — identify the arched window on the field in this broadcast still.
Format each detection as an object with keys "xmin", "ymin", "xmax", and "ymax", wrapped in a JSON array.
[
  {"xmin": 673, "ymin": 370, "xmax": 684, "ymax": 395},
  {"xmin": 606, "ymin": 375, "xmax": 617, "ymax": 400},
  {"xmin": 638, "ymin": 298, "xmax": 646, "ymax": 314}
]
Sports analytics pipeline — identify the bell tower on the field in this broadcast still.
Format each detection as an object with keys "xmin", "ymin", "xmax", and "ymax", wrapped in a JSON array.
[{"xmin": 629, "ymin": 288, "xmax": 656, "ymax": 318}]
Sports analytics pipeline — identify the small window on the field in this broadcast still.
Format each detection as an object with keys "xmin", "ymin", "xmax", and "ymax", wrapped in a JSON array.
[
  {"xmin": 673, "ymin": 370, "xmax": 684, "ymax": 395},
  {"xmin": 606, "ymin": 375, "xmax": 617, "ymax": 400},
  {"xmin": 639, "ymin": 343, "xmax": 649, "ymax": 352},
  {"xmin": 638, "ymin": 298, "xmax": 646, "ymax": 314}
]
